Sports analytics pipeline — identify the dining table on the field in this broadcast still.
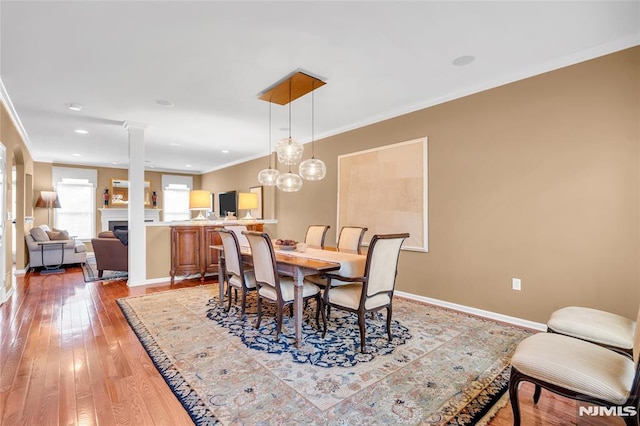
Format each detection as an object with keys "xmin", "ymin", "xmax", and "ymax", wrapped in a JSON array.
[{"xmin": 211, "ymin": 243, "xmax": 367, "ymax": 347}]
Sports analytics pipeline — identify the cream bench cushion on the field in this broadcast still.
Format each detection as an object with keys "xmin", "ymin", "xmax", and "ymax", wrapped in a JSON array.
[
  {"xmin": 511, "ymin": 332, "xmax": 635, "ymax": 405},
  {"xmin": 548, "ymin": 306, "xmax": 635, "ymax": 352}
]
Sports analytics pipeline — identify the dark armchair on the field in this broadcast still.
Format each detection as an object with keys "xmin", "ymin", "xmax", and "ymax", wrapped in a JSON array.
[{"xmin": 91, "ymin": 231, "xmax": 128, "ymax": 277}]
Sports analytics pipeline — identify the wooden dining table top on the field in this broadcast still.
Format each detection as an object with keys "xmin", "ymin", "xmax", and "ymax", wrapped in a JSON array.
[{"xmin": 211, "ymin": 244, "xmax": 365, "ymax": 275}]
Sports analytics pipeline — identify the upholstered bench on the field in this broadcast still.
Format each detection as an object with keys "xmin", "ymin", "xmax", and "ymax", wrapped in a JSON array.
[
  {"xmin": 509, "ymin": 332, "xmax": 640, "ymax": 426},
  {"xmin": 547, "ymin": 306, "xmax": 635, "ymax": 356}
]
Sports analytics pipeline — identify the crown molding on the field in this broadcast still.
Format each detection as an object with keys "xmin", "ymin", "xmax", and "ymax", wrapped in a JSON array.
[{"xmin": 0, "ymin": 76, "xmax": 34, "ymax": 157}]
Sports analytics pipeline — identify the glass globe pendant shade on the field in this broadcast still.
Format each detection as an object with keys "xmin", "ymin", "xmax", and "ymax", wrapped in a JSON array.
[
  {"xmin": 299, "ymin": 158, "xmax": 326, "ymax": 181},
  {"xmin": 276, "ymin": 137, "xmax": 304, "ymax": 165},
  {"xmin": 257, "ymin": 167, "xmax": 279, "ymax": 186},
  {"xmin": 276, "ymin": 171, "xmax": 303, "ymax": 192}
]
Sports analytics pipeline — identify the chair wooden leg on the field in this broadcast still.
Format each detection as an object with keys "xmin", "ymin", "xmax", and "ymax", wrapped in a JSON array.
[
  {"xmin": 240, "ymin": 289, "xmax": 247, "ymax": 317},
  {"xmin": 508, "ymin": 367, "xmax": 522, "ymax": 426},
  {"xmin": 255, "ymin": 296, "xmax": 263, "ymax": 329},
  {"xmin": 623, "ymin": 414, "xmax": 639, "ymax": 426},
  {"xmin": 386, "ymin": 305, "xmax": 393, "ymax": 342},
  {"xmin": 314, "ymin": 295, "xmax": 322, "ymax": 328},
  {"xmin": 226, "ymin": 283, "xmax": 233, "ymax": 312},
  {"xmin": 358, "ymin": 312, "xmax": 366, "ymax": 353},
  {"xmin": 533, "ymin": 384, "xmax": 542, "ymax": 404},
  {"xmin": 322, "ymin": 302, "xmax": 328, "ymax": 337},
  {"xmin": 275, "ymin": 304, "xmax": 283, "ymax": 341}
]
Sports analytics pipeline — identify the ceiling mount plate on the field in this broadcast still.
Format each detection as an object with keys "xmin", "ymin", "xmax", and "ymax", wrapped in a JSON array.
[{"xmin": 259, "ymin": 70, "xmax": 326, "ymax": 105}]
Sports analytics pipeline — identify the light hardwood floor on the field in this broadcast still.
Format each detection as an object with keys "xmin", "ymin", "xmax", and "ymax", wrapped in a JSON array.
[{"xmin": 0, "ymin": 265, "xmax": 624, "ymax": 425}]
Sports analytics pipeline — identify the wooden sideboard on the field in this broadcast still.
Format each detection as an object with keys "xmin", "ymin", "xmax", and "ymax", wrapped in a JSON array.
[{"xmin": 170, "ymin": 223, "xmax": 264, "ymax": 283}]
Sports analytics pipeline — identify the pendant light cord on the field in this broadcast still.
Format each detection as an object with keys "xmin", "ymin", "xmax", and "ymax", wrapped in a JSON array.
[
  {"xmin": 288, "ymin": 78, "xmax": 292, "ymax": 139},
  {"xmin": 311, "ymin": 82, "xmax": 315, "ymax": 159},
  {"xmin": 267, "ymin": 100, "xmax": 272, "ymax": 169}
]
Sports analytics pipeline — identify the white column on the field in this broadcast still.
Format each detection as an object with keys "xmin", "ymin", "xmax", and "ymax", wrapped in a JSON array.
[{"xmin": 123, "ymin": 121, "xmax": 148, "ymax": 286}]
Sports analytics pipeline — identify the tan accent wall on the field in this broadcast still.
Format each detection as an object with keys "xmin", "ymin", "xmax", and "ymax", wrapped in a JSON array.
[
  {"xmin": 146, "ymin": 225, "xmax": 171, "ymax": 280},
  {"xmin": 200, "ymin": 47, "xmax": 640, "ymax": 323},
  {"xmin": 0, "ymin": 102, "xmax": 35, "ymax": 273}
]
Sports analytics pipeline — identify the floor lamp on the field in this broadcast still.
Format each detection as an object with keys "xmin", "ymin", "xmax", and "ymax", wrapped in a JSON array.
[{"xmin": 35, "ymin": 191, "xmax": 61, "ymax": 228}]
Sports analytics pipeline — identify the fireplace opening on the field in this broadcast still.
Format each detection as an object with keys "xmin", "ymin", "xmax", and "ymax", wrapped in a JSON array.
[{"xmin": 109, "ymin": 221, "xmax": 128, "ymax": 232}]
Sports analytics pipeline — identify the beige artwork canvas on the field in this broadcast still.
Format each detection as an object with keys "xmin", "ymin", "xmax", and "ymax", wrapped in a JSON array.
[{"xmin": 337, "ymin": 137, "xmax": 428, "ymax": 251}]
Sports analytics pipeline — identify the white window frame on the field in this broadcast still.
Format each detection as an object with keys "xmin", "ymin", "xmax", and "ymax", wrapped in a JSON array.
[
  {"xmin": 162, "ymin": 175, "xmax": 193, "ymax": 222},
  {"xmin": 52, "ymin": 167, "xmax": 97, "ymax": 240}
]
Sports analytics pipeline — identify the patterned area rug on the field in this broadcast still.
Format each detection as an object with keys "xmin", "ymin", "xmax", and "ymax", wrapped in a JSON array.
[
  {"xmin": 81, "ymin": 253, "xmax": 128, "ymax": 283},
  {"xmin": 117, "ymin": 284, "xmax": 532, "ymax": 425}
]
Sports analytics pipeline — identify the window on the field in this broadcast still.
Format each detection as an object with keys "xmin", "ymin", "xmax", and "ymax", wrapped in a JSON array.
[
  {"xmin": 162, "ymin": 175, "xmax": 193, "ymax": 221},
  {"xmin": 54, "ymin": 179, "xmax": 95, "ymax": 240},
  {"xmin": 163, "ymin": 184, "xmax": 190, "ymax": 221},
  {"xmin": 52, "ymin": 167, "xmax": 97, "ymax": 240}
]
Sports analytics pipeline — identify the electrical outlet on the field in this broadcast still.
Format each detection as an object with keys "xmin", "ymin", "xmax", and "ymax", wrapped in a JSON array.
[{"xmin": 512, "ymin": 278, "xmax": 522, "ymax": 291}]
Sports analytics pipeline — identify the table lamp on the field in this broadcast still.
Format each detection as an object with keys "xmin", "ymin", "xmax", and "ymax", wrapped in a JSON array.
[
  {"xmin": 189, "ymin": 190, "xmax": 211, "ymax": 221},
  {"xmin": 237, "ymin": 192, "xmax": 258, "ymax": 220}
]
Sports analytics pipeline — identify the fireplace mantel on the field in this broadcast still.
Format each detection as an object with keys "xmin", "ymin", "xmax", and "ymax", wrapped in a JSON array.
[{"xmin": 99, "ymin": 208, "xmax": 161, "ymax": 231}]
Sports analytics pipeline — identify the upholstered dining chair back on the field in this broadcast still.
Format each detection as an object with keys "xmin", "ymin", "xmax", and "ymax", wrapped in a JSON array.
[
  {"xmin": 305, "ymin": 225, "xmax": 330, "ymax": 249},
  {"xmin": 218, "ymin": 229, "xmax": 242, "ymax": 278},
  {"xmin": 244, "ymin": 231, "xmax": 280, "ymax": 296},
  {"xmin": 337, "ymin": 226, "xmax": 368, "ymax": 254},
  {"xmin": 224, "ymin": 225, "xmax": 249, "ymax": 247},
  {"xmin": 364, "ymin": 234, "xmax": 407, "ymax": 300}
]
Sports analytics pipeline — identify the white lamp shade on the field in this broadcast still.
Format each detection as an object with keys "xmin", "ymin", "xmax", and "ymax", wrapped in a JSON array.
[
  {"xmin": 276, "ymin": 137, "xmax": 304, "ymax": 165},
  {"xmin": 276, "ymin": 172, "xmax": 303, "ymax": 192},
  {"xmin": 257, "ymin": 168, "xmax": 279, "ymax": 186},
  {"xmin": 35, "ymin": 190, "xmax": 61, "ymax": 208},
  {"xmin": 189, "ymin": 190, "xmax": 211, "ymax": 210},
  {"xmin": 238, "ymin": 192, "xmax": 258, "ymax": 210},
  {"xmin": 299, "ymin": 158, "xmax": 327, "ymax": 181}
]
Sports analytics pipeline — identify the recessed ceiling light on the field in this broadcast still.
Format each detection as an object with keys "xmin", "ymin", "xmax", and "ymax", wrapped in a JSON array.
[
  {"xmin": 452, "ymin": 55, "xmax": 475, "ymax": 66},
  {"xmin": 149, "ymin": 165, "xmax": 155, "ymax": 168},
  {"xmin": 221, "ymin": 150, "xmax": 229, "ymax": 154},
  {"xmin": 66, "ymin": 103, "xmax": 82, "ymax": 111},
  {"xmin": 72, "ymin": 153, "xmax": 81, "ymax": 157},
  {"xmin": 185, "ymin": 164, "xmax": 192, "ymax": 168},
  {"xmin": 111, "ymin": 161, "xmax": 118, "ymax": 165},
  {"xmin": 156, "ymin": 99, "xmax": 174, "ymax": 107},
  {"xmin": 74, "ymin": 129, "xmax": 88, "ymax": 134}
]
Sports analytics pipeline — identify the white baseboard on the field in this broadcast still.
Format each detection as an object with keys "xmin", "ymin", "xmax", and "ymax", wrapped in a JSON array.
[
  {"xmin": 394, "ymin": 290, "xmax": 546, "ymax": 332},
  {"xmin": 131, "ymin": 276, "xmax": 177, "ymax": 287}
]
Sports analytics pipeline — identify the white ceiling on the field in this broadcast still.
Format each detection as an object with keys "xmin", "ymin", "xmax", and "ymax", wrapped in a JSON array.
[{"xmin": 1, "ymin": 1, "xmax": 639, "ymax": 174}]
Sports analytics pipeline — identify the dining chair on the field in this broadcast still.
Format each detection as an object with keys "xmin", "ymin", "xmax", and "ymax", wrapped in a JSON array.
[
  {"xmin": 322, "ymin": 233, "xmax": 409, "ymax": 352},
  {"xmin": 243, "ymin": 231, "xmax": 324, "ymax": 341},
  {"xmin": 218, "ymin": 229, "xmax": 257, "ymax": 317},
  {"xmin": 547, "ymin": 306, "xmax": 635, "ymax": 357},
  {"xmin": 304, "ymin": 225, "xmax": 330, "ymax": 249},
  {"xmin": 224, "ymin": 224, "xmax": 249, "ymax": 247},
  {"xmin": 508, "ymin": 305, "xmax": 640, "ymax": 426},
  {"xmin": 337, "ymin": 226, "xmax": 368, "ymax": 254},
  {"xmin": 305, "ymin": 225, "xmax": 368, "ymax": 295}
]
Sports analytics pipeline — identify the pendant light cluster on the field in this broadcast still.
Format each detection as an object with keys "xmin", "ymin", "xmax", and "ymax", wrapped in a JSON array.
[{"xmin": 257, "ymin": 70, "xmax": 326, "ymax": 192}]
